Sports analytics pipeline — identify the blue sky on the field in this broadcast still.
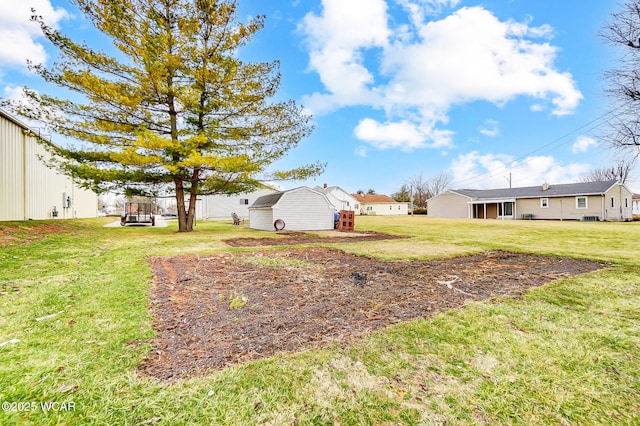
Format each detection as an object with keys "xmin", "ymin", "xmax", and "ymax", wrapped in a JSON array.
[{"xmin": 1, "ymin": 0, "xmax": 635, "ymax": 195}]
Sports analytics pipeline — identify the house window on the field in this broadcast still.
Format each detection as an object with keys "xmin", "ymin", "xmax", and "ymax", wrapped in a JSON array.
[
  {"xmin": 576, "ymin": 197, "xmax": 587, "ymax": 209},
  {"xmin": 540, "ymin": 198, "xmax": 549, "ymax": 208},
  {"xmin": 390, "ymin": 206, "xmax": 393, "ymax": 210},
  {"xmin": 625, "ymin": 197, "xmax": 629, "ymax": 208},
  {"xmin": 611, "ymin": 196, "xmax": 615, "ymax": 208},
  {"xmin": 498, "ymin": 202, "xmax": 513, "ymax": 216},
  {"xmin": 240, "ymin": 199, "xmax": 249, "ymax": 205},
  {"xmin": 354, "ymin": 204, "xmax": 359, "ymax": 210}
]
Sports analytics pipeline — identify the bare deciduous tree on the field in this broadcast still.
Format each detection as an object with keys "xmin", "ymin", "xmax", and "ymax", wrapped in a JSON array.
[
  {"xmin": 427, "ymin": 173, "xmax": 452, "ymax": 198},
  {"xmin": 580, "ymin": 159, "xmax": 635, "ymax": 183},
  {"xmin": 394, "ymin": 172, "xmax": 452, "ymax": 207},
  {"xmin": 408, "ymin": 173, "xmax": 429, "ymax": 207},
  {"xmin": 601, "ymin": 1, "xmax": 640, "ymax": 152}
]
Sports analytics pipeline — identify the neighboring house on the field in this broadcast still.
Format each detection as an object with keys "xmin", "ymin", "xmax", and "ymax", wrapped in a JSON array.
[
  {"xmin": 427, "ymin": 180, "xmax": 633, "ymax": 221},
  {"xmin": 199, "ymin": 187, "xmax": 279, "ymax": 220},
  {"xmin": 248, "ymin": 186, "xmax": 334, "ymax": 231},
  {"xmin": 0, "ymin": 109, "xmax": 97, "ymax": 221},
  {"xmin": 314, "ymin": 184, "xmax": 359, "ymax": 212},
  {"xmin": 633, "ymin": 194, "xmax": 640, "ymax": 216},
  {"xmin": 352, "ymin": 193, "xmax": 409, "ymax": 216}
]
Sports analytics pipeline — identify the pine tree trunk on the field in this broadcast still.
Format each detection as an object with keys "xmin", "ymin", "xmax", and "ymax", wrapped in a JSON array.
[{"xmin": 175, "ymin": 180, "xmax": 192, "ymax": 232}]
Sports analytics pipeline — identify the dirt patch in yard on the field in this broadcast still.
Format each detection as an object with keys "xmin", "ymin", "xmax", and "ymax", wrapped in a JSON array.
[
  {"xmin": 223, "ymin": 230, "xmax": 408, "ymax": 247},
  {"xmin": 140, "ymin": 248, "xmax": 606, "ymax": 381},
  {"xmin": 0, "ymin": 223, "xmax": 73, "ymax": 245}
]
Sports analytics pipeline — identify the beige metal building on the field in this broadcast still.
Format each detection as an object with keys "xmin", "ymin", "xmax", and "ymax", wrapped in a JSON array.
[{"xmin": 1, "ymin": 109, "xmax": 97, "ymax": 221}]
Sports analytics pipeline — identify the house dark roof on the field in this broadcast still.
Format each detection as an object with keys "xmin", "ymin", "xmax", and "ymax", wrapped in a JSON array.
[
  {"xmin": 451, "ymin": 180, "xmax": 620, "ymax": 201},
  {"xmin": 250, "ymin": 192, "xmax": 284, "ymax": 208}
]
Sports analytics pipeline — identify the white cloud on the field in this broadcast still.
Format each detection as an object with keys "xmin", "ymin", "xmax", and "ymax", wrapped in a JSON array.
[
  {"xmin": 300, "ymin": 0, "xmax": 389, "ymax": 112},
  {"xmin": 449, "ymin": 151, "xmax": 591, "ymax": 189},
  {"xmin": 354, "ymin": 145, "xmax": 368, "ymax": 157},
  {"xmin": 572, "ymin": 136, "xmax": 598, "ymax": 153},
  {"xmin": 396, "ymin": 0, "xmax": 462, "ymax": 26},
  {"xmin": 299, "ymin": 3, "xmax": 582, "ymax": 152},
  {"xmin": 0, "ymin": 1, "xmax": 70, "ymax": 71},
  {"xmin": 354, "ymin": 117, "xmax": 453, "ymax": 151},
  {"xmin": 3, "ymin": 85, "xmax": 27, "ymax": 102},
  {"xmin": 479, "ymin": 119, "xmax": 500, "ymax": 137}
]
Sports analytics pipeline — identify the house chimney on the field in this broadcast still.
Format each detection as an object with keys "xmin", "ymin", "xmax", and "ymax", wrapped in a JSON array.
[
  {"xmin": 542, "ymin": 182, "xmax": 549, "ymax": 191},
  {"xmin": 324, "ymin": 183, "xmax": 327, "ymax": 188}
]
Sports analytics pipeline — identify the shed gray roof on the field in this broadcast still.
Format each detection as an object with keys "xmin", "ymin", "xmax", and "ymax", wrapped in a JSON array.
[
  {"xmin": 451, "ymin": 180, "xmax": 619, "ymax": 201},
  {"xmin": 250, "ymin": 192, "xmax": 284, "ymax": 208}
]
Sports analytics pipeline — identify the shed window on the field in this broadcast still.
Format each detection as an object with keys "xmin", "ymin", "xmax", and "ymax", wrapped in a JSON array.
[
  {"xmin": 625, "ymin": 197, "xmax": 629, "ymax": 208},
  {"xmin": 576, "ymin": 197, "xmax": 587, "ymax": 209},
  {"xmin": 540, "ymin": 198, "xmax": 549, "ymax": 208},
  {"xmin": 611, "ymin": 196, "xmax": 615, "ymax": 208}
]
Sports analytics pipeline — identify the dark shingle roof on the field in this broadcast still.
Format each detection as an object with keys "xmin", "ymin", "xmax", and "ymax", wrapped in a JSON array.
[
  {"xmin": 250, "ymin": 192, "xmax": 284, "ymax": 208},
  {"xmin": 452, "ymin": 180, "xmax": 619, "ymax": 201}
]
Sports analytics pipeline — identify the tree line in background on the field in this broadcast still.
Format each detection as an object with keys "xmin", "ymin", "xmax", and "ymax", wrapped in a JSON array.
[{"xmin": 391, "ymin": 172, "xmax": 452, "ymax": 209}]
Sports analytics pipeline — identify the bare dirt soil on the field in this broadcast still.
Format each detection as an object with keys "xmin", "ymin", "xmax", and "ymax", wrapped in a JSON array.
[
  {"xmin": 223, "ymin": 230, "xmax": 409, "ymax": 247},
  {"xmin": 0, "ymin": 223, "xmax": 73, "ymax": 245},
  {"xmin": 140, "ymin": 245, "xmax": 606, "ymax": 381}
]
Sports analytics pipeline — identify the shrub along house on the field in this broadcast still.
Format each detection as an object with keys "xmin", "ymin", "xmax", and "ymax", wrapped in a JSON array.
[{"xmin": 427, "ymin": 180, "xmax": 633, "ymax": 221}]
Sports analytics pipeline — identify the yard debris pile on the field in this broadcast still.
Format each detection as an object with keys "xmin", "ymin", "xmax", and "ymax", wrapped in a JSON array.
[
  {"xmin": 223, "ymin": 230, "xmax": 408, "ymax": 247},
  {"xmin": 140, "ymin": 248, "xmax": 605, "ymax": 381}
]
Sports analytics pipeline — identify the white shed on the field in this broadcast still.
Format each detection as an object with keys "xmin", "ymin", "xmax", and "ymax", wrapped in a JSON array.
[{"xmin": 249, "ymin": 187, "xmax": 334, "ymax": 231}]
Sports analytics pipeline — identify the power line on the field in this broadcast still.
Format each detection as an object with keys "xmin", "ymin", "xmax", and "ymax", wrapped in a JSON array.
[{"xmin": 449, "ymin": 102, "xmax": 633, "ymax": 188}]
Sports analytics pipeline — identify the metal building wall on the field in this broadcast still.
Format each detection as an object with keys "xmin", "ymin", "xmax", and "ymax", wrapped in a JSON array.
[
  {"xmin": 0, "ymin": 113, "xmax": 25, "ymax": 220},
  {"xmin": 1, "ymin": 110, "xmax": 98, "ymax": 221}
]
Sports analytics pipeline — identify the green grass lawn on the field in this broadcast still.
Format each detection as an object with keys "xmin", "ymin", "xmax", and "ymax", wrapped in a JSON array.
[{"xmin": 0, "ymin": 216, "xmax": 638, "ymax": 425}]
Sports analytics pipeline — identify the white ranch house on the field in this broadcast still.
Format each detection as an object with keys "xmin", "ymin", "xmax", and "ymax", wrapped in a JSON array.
[
  {"xmin": 428, "ymin": 180, "xmax": 633, "ymax": 221},
  {"xmin": 314, "ymin": 184, "xmax": 359, "ymax": 212}
]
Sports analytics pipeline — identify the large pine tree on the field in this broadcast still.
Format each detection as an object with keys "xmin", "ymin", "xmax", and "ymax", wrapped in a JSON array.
[{"xmin": 6, "ymin": 0, "xmax": 321, "ymax": 231}]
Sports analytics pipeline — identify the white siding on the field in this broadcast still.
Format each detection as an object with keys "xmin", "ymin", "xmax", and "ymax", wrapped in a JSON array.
[
  {"xmin": 1, "ymin": 111, "xmax": 98, "ymax": 221},
  {"xmin": 360, "ymin": 202, "xmax": 408, "ymax": 216},
  {"xmin": 323, "ymin": 187, "xmax": 357, "ymax": 211},
  {"xmin": 272, "ymin": 188, "xmax": 333, "ymax": 231},
  {"xmin": 201, "ymin": 188, "xmax": 277, "ymax": 219},
  {"xmin": 249, "ymin": 187, "xmax": 334, "ymax": 231},
  {"xmin": 249, "ymin": 208, "xmax": 274, "ymax": 231},
  {"xmin": 0, "ymin": 114, "xmax": 25, "ymax": 220}
]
